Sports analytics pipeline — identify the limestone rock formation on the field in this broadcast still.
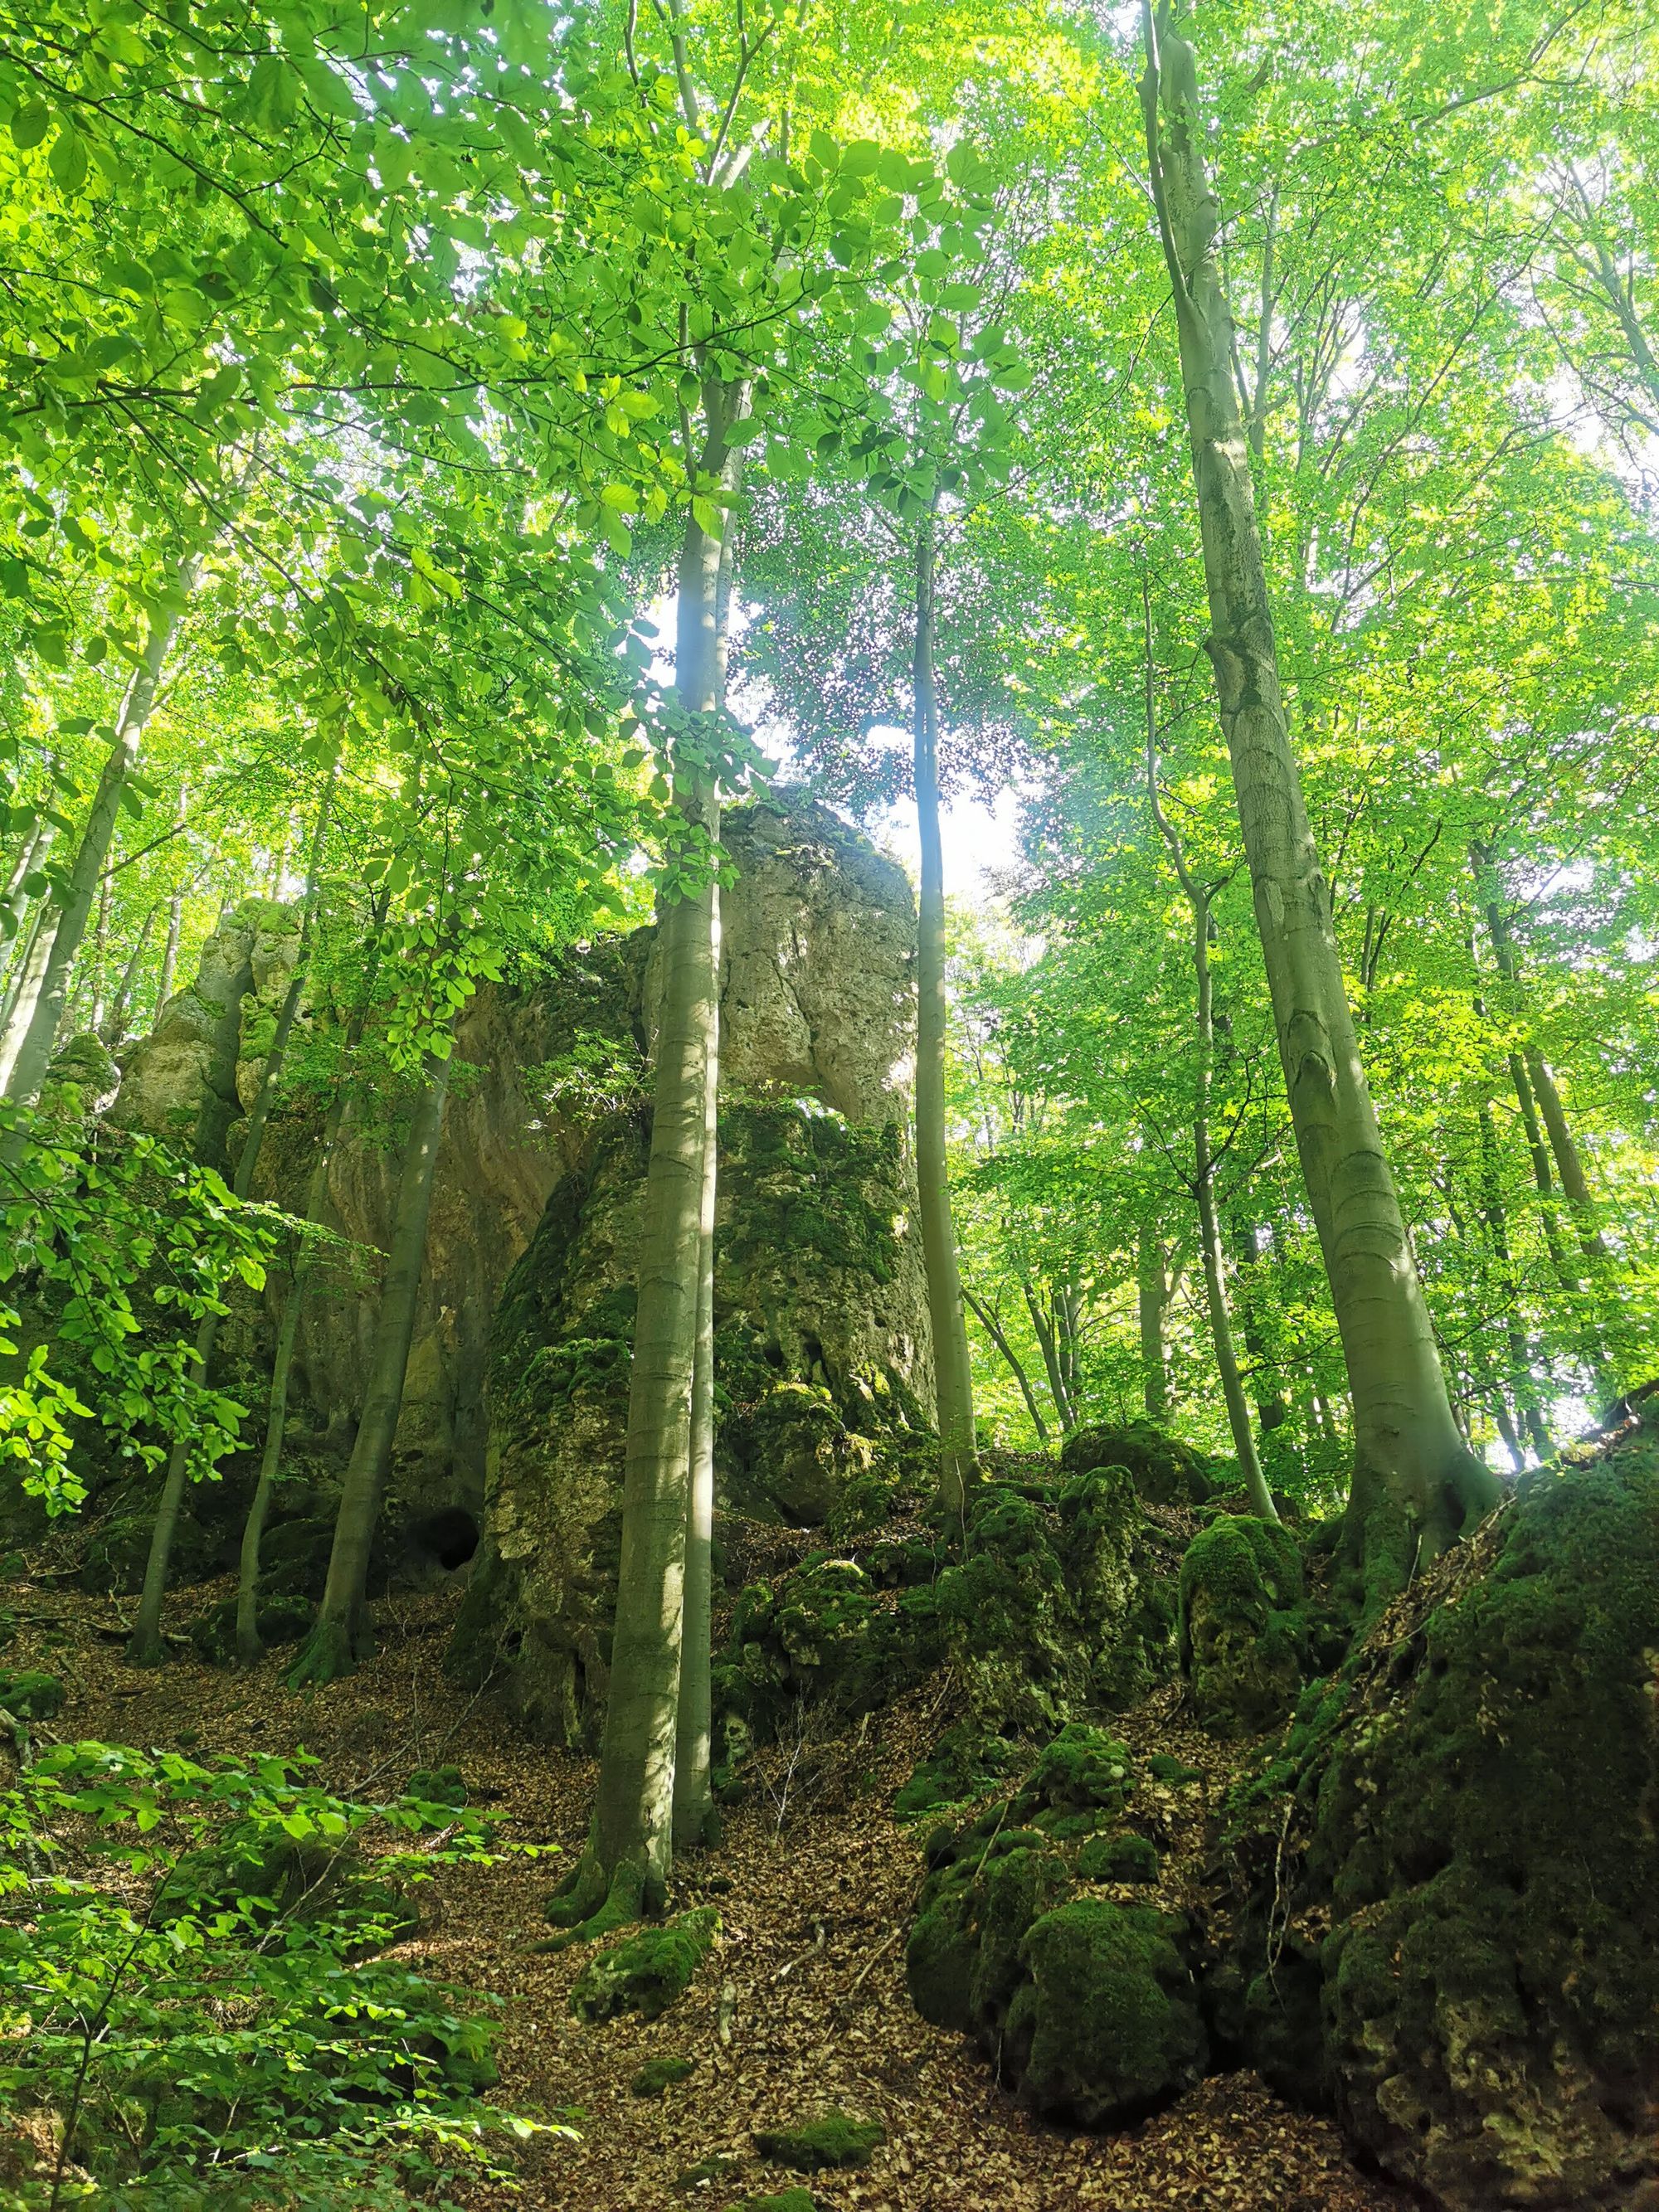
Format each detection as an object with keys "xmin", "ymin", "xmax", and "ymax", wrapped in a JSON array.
[
  {"xmin": 1216, "ymin": 1441, "xmax": 1659, "ymax": 2211},
  {"xmin": 110, "ymin": 898, "xmax": 291, "ymax": 1169},
  {"xmin": 1177, "ymin": 1515, "xmax": 1307, "ymax": 1737},
  {"xmin": 449, "ymin": 799, "xmax": 933, "ymax": 1739}
]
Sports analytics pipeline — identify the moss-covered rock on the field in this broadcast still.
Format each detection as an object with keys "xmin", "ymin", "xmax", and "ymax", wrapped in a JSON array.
[
  {"xmin": 1179, "ymin": 1514, "xmax": 1306, "ymax": 1736},
  {"xmin": 1008, "ymin": 1899, "xmax": 1206, "ymax": 2125},
  {"xmin": 724, "ymin": 2192, "xmax": 818, "ymax": 2212},
  {"xmin": 1059, "ymin": 1422, "xmax": 1212, "ymax": 1505},
  {"xmin": 893, "ymin": 1723, "xmax": 1021, "ymax": 1821},
  {"xmin": 1219, "ymin": 1446, "xmax": 1659, "ymax": 2210},
  {"xmin": 935, "ymin": 1469, "xmax": 1177, "ymax": 1732},
  {"xmin": 752, "ymin": 2110, "xmax": 884, "ymax": 2171},
  {"xmin": 631, "ymin": 2055, "xmax": 694, "ymax": 2097},
  {"xmin": 722, "ymin": 1553, "xmax": 942, "ymax": 1736},
  {"xmin": 1078, "ymin": 1830, "xmax": 1160, "ymax": 1884},
  {"xmin": 568, "ymin": 1907, "xmax": 720, "ymax": 2024},
  {"xmin": 0, "ymin": 1668, "xmax": 65, "ymax": 1719}
]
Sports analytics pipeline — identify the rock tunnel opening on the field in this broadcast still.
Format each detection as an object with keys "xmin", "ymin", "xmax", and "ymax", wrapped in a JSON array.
[{"xmin": 408, "ymin": 1507, "xmax": 479, "ymax": 1573}]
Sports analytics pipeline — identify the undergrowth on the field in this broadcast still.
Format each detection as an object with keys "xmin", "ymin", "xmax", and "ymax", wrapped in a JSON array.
[{"xmin": 0, "ymin": 1742, "xmax": 561, "ymax": 2207}]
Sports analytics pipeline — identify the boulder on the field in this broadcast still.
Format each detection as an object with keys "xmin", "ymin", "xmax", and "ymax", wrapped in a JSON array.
[
  {"xmin": 1058, "ymin": 1421, "xmax": 1213, "ymax": 1506},
  {"xmin": 1220, "ymin": 1443, "xmax": 1659, "ymax": 2210},
  {"xmin": 1178, "ymin": 1515, "xmax": 1307, "ymax": 1736}
]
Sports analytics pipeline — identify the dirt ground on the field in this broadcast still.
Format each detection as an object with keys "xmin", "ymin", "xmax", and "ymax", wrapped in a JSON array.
[{"xmin": 6, "ymin": 1569, "xmax": 1407, "ymax": 2212}]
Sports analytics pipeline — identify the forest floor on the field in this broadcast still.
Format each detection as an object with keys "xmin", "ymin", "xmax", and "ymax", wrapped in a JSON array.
[{"xmin": 6, "ymin": 1565, "xmax": 1409, "ymax": 2212}]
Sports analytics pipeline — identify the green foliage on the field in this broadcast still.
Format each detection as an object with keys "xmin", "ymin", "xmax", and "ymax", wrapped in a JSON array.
[
  {"xmin": 630, "ymin": 2055, "xmax": 694, "ymax": 2098},
  {"xmin": 752, "ymin": 2110, "xmax": 885, "ymax": 2172},
  {"xmin": 0, "ymin": 1109, "xmax": 278, "ymax": 1511},
  {"xmin": 0, "ymin": 1743, "xmax": 552, "ymax": 2206}
]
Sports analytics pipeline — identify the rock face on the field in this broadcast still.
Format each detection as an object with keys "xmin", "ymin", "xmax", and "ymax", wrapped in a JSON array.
[
  {"xmin": 110, "ymin": 898, "xmax": 294, "ymax": 1169},
  {"xmin": 449, "ymin": 800, "xmax": 933, "ymax": 1740},
  {"xmin": 1177, "ymin": 1515, "xmax": 1307, "ymax": 1737},
  {"xmin": 93, "ymin": 795, "xmax": 931, "ymax": 1636},
  {"xmin": 1218, "ymin": 1442, "xmax": 1659, "ymax": 2211}
]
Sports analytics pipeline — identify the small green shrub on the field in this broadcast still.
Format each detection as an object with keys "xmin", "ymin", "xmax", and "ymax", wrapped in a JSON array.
[
  {"xmin": 632, "ymin": 2055, "xmax": 695, "ymax": 2097},
  {"xmin": 0, "ymin": 1669, "xmax": 65, "ymax": 1719},
  {"xmin": 0, "ymin": 1742, "xmax": 554, "ymax": 2207}
]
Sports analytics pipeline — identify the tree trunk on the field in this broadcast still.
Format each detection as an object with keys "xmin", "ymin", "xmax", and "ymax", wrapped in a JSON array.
[
  {"xmin": 155, "ymin": 783, "xmax": 189, "ymax": 1016},
  {"xmin": 0, "ymin": 815, "xmax": 53, "ymax": 996},
  {"xmin": 964, "ymin": 1286, "xmax": 1051, "ymax": 1442},
  {"xmin": 0, "ymin": 904, "xmax": 58, "ymax": 1090},
  {"xmin": 1, "ymin": 585, "xmax": 187, "ymax": 1114},
  {"xmin": 287, "ymin": 1048, "xmax": 451, "ymax": 1685},
  {"xmin": 1141, "ymin": 7, "xmax": 1497, "ymax": 1596},
  {"xmin": 672, "ymin": 970, "xmax": 721, "ymax": 1851},
  {"xmin": 236, "ymin": 1282, "xmax": 305, "ymax": 1666},
  {"xmin": 591, "ymin": 387, "xmax": 744, "ymax": 1912},
  {"xmin": 1476, "ymin": 1099, "xmax": 1553, "ymax": 1460},
  {"xmin": 128, "ymin": 785, "xmax": 334, "ymax": 1667},
  {"xmin": 912, "ymin": 518, "xmax": 977, "ymax": 1510},
  {"xmin": 1023, "ymin": 1281, "xmax": 1075, "ymax": 1431},
  {"xmin": 1136, "ymin": 1220, "xmax": 1171, "ymax": 1421},
  {"xmin": 100, "ymin": 906, "xmax": 156, "ymax": 1048},
  {"xmin": 1230, "ymin": 1216, "xmax": 1289, "ymax": 1437},
  {"xmin": 85, "ymin": 870, "xmax": 112, "ymax": 1038}
]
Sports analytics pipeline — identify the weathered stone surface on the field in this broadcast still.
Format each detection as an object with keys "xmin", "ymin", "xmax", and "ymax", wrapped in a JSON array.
[
  {"xmin": 1217, "ymin": 1443, "xmax": 1659, "ymax": 2210},
  {"xmin": 109, "ymin": 898, "xmax": 277, "ymax": 1168},
  {"xmin": 448, "ymin": 798, "xmax": 933, "ymax": 1740},
  {"xmin": 1059, "ymin": 1422, "xmax": 1214, "ymax": 1507}
]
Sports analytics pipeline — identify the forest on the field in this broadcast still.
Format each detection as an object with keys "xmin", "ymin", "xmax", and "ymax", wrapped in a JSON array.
[{"xmin": 0, "ymin": 0, "xmax": 1656, "ymax": 2205}]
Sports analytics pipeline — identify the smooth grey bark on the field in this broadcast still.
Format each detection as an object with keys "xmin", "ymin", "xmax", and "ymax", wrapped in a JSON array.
[
  {"xmin": 1143, "ymin": 617, "xmax": 1276, "ymax": 1521},
  {"xmin": 287, "ymin": 1048, "xmax": 451, "ymax": 1684},
  {"xmin": 0, "ymin": 816, "xmax": 53, "ymax": 1002},
  {"xmin": 1141, "ymin": 6, "xmax": 1498, "ymax": 1589},
  {"xmin": 963, "ymin": 1286, "xmax": 1051, "ymax": 1442},
  {"xmin": 672, "ymin": 960, "xmax": 721, "ymax": 1850},
  {"xmin": 1, "ymin": 583, "xmax": 188, "ymax": 1115},
  {"xmin": 0, "ymin": 905, "xmax": 57, "ymax": 1091},
  {"xmin": 129, "ymin": 787, "xmax": 334, "ymax": 1666},
  {"xmin": 592, "ymin": 382, "xmax": 744, "ymax": 1908},
  {"xmin": 912, "ymin": 513, "xmax": 976, "ymax": 1510},
  {"xmin": 154, "ymin": 783, "xmax": 190, "ymax": 1016},
  {"xmin": 1136, "ymin": 1220, "xmax": 1173, "ymax": 1421}
]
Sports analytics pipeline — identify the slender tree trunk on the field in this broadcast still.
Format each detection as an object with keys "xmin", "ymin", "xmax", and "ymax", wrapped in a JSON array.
[
  {"xmin": 1477, "ymin": 853, "xmax": 1609, "ymax": 1263},
  {"xmin": 1143, "ymin": 572, "xmax": 1275, "ymax": 1519},
  {"xmin": 287, "ymin": 1048, "xmax": 451, "ymax": 1685},
  {"xmin": 1, "ymin": 583, "xmax": 189, "ymax": 1115},
  {"xmin": 1137, "ymin": 1220, "xmax": 1172, "ymax": 1421},
  {"xmin": 672, "ymin": 969, "xmax": 721, "ymax": 1850},
  {"xmin": 0, "ymin": 904, "xmax": 58, "ymax": 1090},
  {"xmin": 964, "ymin": 1286, "xmax": 1051, "ymax": 1442},
  {"xmin": 590, "ymin": 386, "xmax": 744, "ymax": 1913},
  {"xmin": 912, "ymin": 515, "xmax": 976, "ymax": 1510},
  {"xmin": 85, "ymin": 872, "xmax": 112, "ymax": 1038},
  {"xmin": 236, "ymin": 1286, "xmax": 305, "ymax": 1665},
  {"xmin": 0, "ymin": 815, "xmax": 52, "ymax": 996},
  {"xmin": 155, "ymin": 784, "xmax": 190, "ymax": 1015},
  {"xmin": 1230, "ymin": 1216, "xmax": 1289, "ymax": 1437},
  {"xmin": 128, "ymin": 785, "xmax": 333, "ymax": 1666},
  {"xmin": 1024, "ymin": 1281, "xmax": 1075, "ymax": 1430},
  {"xmin": 1141, "ymin": 7, "xmax": 1496, "ymax": 1594},
  {"xmin": 1476, "ymin": 1099, "xmax": 1553, "ymax": 1459},
  {"xmin": 100, "ymin": 906, "xmax": 156, "ymax": 1048}
]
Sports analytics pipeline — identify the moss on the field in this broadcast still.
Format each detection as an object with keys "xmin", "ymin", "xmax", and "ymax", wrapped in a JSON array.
[
  {"xmin": 1059, "ymin": 1422, "xmax": 1212, "ymax": 1505},
  {"xmin": 723, "ymin": 2192, "xmax": 818, "ymax": 2212},
  {"xmin": 724, "ymin": 1555, "xmax": 941, "ymax": 1736},
  {"xmin": 1021, "ymin": 1722, "xmax": 1134, "ymax": 1816},
  {"xmin": 405, "ymin": 1765, "xmax": 468, "ymax": 1808},
  {"xmin": 676, "ymin": 2151, "xmax": 745, "ymax": 2192},
  {"xmin": 1010, "ymin": 1900, "xmax": 1206, "ymax": 2126},
  {"xmin": 1178, "ymin": 1515, "xmax": 1307, "ymax": 1737},
  {"xmin": 631, "ymin": 2055, "xmax": 695, "ymax": 2098},
  {"xmin": 893, "ymin": 1724, "xmax": 1019, "ymax": 1822},
  {"xmin": 752, "ymin": 2109, "xmax": 884, "ymax": 2171},
  {"xmin": 1078, "ymin": 1831, "xmax": 1160, "ymax": 1884},
  {"xmin": 568, "ymin": 1906, "xmax": 719, "ymax": 2024},
  {"xmin": 1218, "ymin": 1446, "xmax": 1659, "ymax": 2207},
  {"xmin": 0, "ymin": 1668, "xmax": 65, "ymax": 1719},
  {"xmin": 1146, "ymin": 1753, "xmax": 1204, "ymax": 1786}
]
